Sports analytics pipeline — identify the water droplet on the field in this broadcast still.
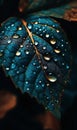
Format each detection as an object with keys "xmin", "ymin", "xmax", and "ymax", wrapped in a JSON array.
[
  {"xmin": 39, "ymin": 81, "xmax": 42, "ymax": 84},
  {"xmin": 37, "ymin": 65, "xmax": 40, "ymax": 69},
  {"xmin": 62, "ymin": 62, "xmax": 65, "ymax": 66},
  {"xmin": 39, "ymin": 28, "xmax": 42, "ymax": 31},
  {"xmin": 54, "ymin": 58, "xmax": 58, "ymax": 62},
  {"xmin": 43, "ymin": 65, "xmax": 47, "ymax": 70},
  {"xmin": 36, "ymin": 85, "xmax": 39, "ymax": 88},
  {"xmin": 33, "ymin": 71, "xmax": 36, "ymax": 75},
  {"xmin": 13, "ymin": 34, "xmax": 19, "ymax": 39},
  {"xmin": 61, "ymin": 44, "xmax": 64, "ymax": 47},
  {"xmin": 18, "ymin": 27, "xmax": 22, "ymax": 30},
  {"xmin": 44, "ymin": 55, "xmax": 51, "ymax": 61},
  {"xmin": 25, "ymin": 81, "xmax": 29, "ymax": 85},
  {"xmin": 47, "ymin": 75, "xmax": 57, "ymax": 82},
  {"xmin": 42, "ymin": 84, "xmax": 45, "ymax": 87},
  {"xmin": 34, "ymin": 22, "xmax": 38, "ymax": 24},
  {"xmin": 43, "ymin": 46, "xmax": 46, "ymax": 50},
  {"xmin": 17, "ymin": 71, "xmax": 19, "ymax": 74},
  {"xmin": 28, "ymin": 24, "xmax": 32, "ymax": 30},
  {"xmin": 16, "ymin": 51, "xmax": 21, "ymax": 56},
  {"xmin": 62, "ymin": 53, "xmax": 65, "ymax": 56},
  {"xmin": 6, "ymin": 67, "xmax": 9, "ymax": 71},
  {"xmin": 46, "ymin": 34, "xmax": 49, "ymax": 38},
  {"xmin": 11, "ymin": 63, "xmax": 16, "ymax": 69},
  {"xmin": 54, "ymin": 49, "xmax": 61, "ymax": 54},
  {"xmin": 33, "ymin": 62, "xmax": 36, "ymax": 66},
  {"xmin": 1, "ymin": 30, "xmax": 4, "ymax": 33},
  {"xmin": 25, "ymin": 50, "xmax": 29, "ymax": 55},
  {"xmin": 56, "ymin": 30, "xmax": 60, "ymax": 33},
  {"xmin": 27, "ymin": 88, "xmax": 29, "ymax": 91},
  {"xmin": 35, "ymin": 42, "xmax": 39, "ymax": 46},
  {"xmin": 20, "ymin": 45, "xmax": 23, "ymax": 48},
  {"xmin": 66, "ymin": 65, "xmax": 70, "ymax": 69},
  {"xmin": 7, "ymin": 40, "xmax": 11, "ymax": 43},
  {"xmin": 11, "ymin": 24, "xmax": 14, "ymax": 27},
  {"xmin": 50, "ymin": 39, "xmax": 56, "ymax": 45},
  {"xmin": 47, "ymin": 83, "xmax": 50, "ymax": 87}
]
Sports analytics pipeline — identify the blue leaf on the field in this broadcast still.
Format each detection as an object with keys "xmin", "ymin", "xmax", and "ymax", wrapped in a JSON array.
[{"xmin": 0, "ymin": 15, "xmax": 72, "ymax": 118}]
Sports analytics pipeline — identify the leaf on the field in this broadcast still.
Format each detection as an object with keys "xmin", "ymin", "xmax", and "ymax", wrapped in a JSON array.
[
  {"xmin": 18, "ymin": 0, "xmax": 71, "ymax": 13},
  {"xmin": 0, "ymin": 15, "xmax": 72, "ymax": 118},
  {"xmin": 27, "ymin": 1, "xmax": 77, "ymax": 21}
]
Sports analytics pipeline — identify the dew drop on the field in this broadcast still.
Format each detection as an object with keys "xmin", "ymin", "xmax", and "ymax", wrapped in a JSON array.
[
  {"xmin": 34, "ymin": 22, "xmax": 38, "ymax": 24},
  {"xmin": 56, "ymin": 30, "xmax": 60, "ymax": 33},
  {"xmin": 47, "ymin": 83, "xmax": 50, "ymax": 87},
  {"xmin": 54, "ymin": 49, "xmax": 61, "ymax": 54},
  {"xmin": 6, "ymin": 67, "xmax": 9, "ymax": 71},
  {"xmin": 46, "ymin": 34, "xmax": 49, "ymax": 38},
  {"xmin": 16, "ymin": 51, "xmax": 21, "ymax": 56},
  {"xmin": 47, "ymin": 75, "xmax": 57, "ymax": 82},
  {"xmin": 13, "ymin": 34, "xmax": 19, "ymax": 39},
  {"xmin": 66, "ymin": 65, "xmax": 70, "ymax": 69},
  {"xmin": 27, "ymin": 88, "xmax": 29, "ymax": 91},
  {"xmin": 39, "ymin": 80, "xmax": 42, "ymax": 84},
  {"xmin": 42, "ymin": 84, "xmax": 45, "ymax": 87},
  {"xmin": 54, "ymin": 58, "xmax": 58, "ymax": 62},
  {"xmin": 28, "ymin": 24, "xmax": 32, "ymax": 30},
  {"xmin": 18, "ymin": 27, "xmax": 22, "ymax": 30},
  {"xmin": 62, "ymin": 53, "xmax": 65, "ymax": 56},
  {"xmin": 33, "ymin": 62, "xmax": 36, "ymax": 66},
  {"xmin": 50, "ymin": 39, "xmax": 56, "ymax": 45},
  {"xmin": 62, "ymin": 62, "xmax": 65, "ymax": 66},
  {"xmin": 17, "ymin": 71, "xmax": 19, "ymax": 74},
  {"xmin": 20, "ymin": 45, "xmax": 23, "ymax": 48},
  {"xmin": 26, "ymin": 50, "xmax": 29, "ymax": 55},
  {"xmin": 25, "ymin": 81, "xmax": 29, "ymax": 85},
  {"xmin": 11, "ymin": 24, "xmax": 14, "ymax": 27},
  {"xmin": 35, "ymin": 42, "xmax": 39, "ymax": 46},
  {"xmin": 44, "ymin": 55, "xmax": 51, "ymax": 61},
  {"xmin": 43, "ymin": 65, "xmax": 47, "ymax": 70},
  {"xmin": 11, "ymin": 63, "xmax": 16, "ymax": 69},
  {"xmin": 7, "ymin": 40, "xmax": 11, "ymax": 43},
  {"xmin": 43, "ymin": 46, "xmax": 46, "ymax": 50}
]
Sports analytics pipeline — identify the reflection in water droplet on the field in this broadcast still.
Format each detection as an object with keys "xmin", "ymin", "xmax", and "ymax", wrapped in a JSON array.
[
  {"xmin": 43, "ymin": 65, "xmax": 47, "ymax": 70},
  {"xmin": 27, "ymin": 88, "xmax": 29, "ymax": 91},
  {"xmin": 26, "ymin": 50, "xmax": 29, "ymax": 55},
  {"xmin": 11, "ymin": 63, "xmax": 16, "ymax": 69},
  {"xmin": 6, "ymin": 67, "xmax": 9, "ymax": 70},
  {"xmin": 34, "ymin": 22, "xmax": 38, "ymax": 24},
  {"xmin": 11, "ymin": 24, "xmax": 14, "ymax": 27},
  {"xmin": 46, "ymin": 34, "xmax": 49, "ymax": 38},
  {"xmin": 18, "ymin": 27, "xmax": 22, "ymax": 30},
  {"xmin": 56, "ymin": 30, "xmax": 60, "ymax": 33},
  {"xmin": 7, "ymin": 40, "xmax": 11, "ymax": 43},
  {"xmin": 54, "ymin": 49, "xmax": 61, "ymax": 54},
  {"xmin": 50, "ymin": 39, "xmax": 56, "ymax": 45},
  {"xmin": 33, "ymin": 62, "xmax": 36, "ymax": 66},
  {"xmin": 20, "ymin": 45, "xmax": 23, "ymax": 48},
  {"xmin": 35, "ymin": 42, "xmax": 39, "ymax": 46},
  {"xmin": 44, "ymin": 55, "xmax": 51, "ymax": 61},
  {"xmin": 16, "ymin": 51, "xmax": 21, "ymax": 56},
  {"xmin": 66, "ymin": 65, "xmax": 70, "ymax": 69},
  {"xmin": 13, "ymin": 34, "xmax": 19, "ymax": 39},
  {"xmin": 43, "ymin": 46, "xmax": 46, "ymax": 50},
  {"xmin": 28, "ymin": 24, "xmax": 32, "ymax": 30},
  {"xmin": 25, "ymin": 81, "xmax": 29, "ymax": 85},
  {"xmin": 47, "ymin": 75, "xmax": 57, "ymax": 82},
  {"xmin": 39, "ymin": 81, "xmax": 42, "ymax": 84},
  {"xmin": 47, "ymin": 83, "xmax": 50, "ymax": 87}
]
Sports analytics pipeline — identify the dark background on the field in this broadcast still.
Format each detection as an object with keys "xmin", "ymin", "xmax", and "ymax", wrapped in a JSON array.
[{"xmin": 0, "ymin": 0, "xmax": 77, "ymax": 130}]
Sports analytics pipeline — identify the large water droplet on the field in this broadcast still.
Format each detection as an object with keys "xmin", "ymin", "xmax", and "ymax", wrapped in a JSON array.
[
  {"xmin": 16, "ymin": 51, "xmax": 21, "ymax": 56},
  {"xmin": 13, "ymin": 34, "xmax": 19, "ymax": 39},
  {"xmin": 6, "ymin": 67, "xmax": 9, "ymax": 71},
  {"xmin": 44, "ymin": 55, "xmax": 51, "ymax": 61},
  {"xmin": 50, "ymin": 39, "xmax": 56, "ymax": 45},
  {"xmin": 54, "ymin": 49, "xmax": 61, "ymax": 54},
  {"xmin": 46, "ymin": 34, "xmax": 49, "ymax": 38},
  {"xmin": 35, "ymin": 42, "xmax": 39, "ymax": 46},
  {"xmin": 47, "ymin": 75, "xmax": 57, "ymax": 82}
]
